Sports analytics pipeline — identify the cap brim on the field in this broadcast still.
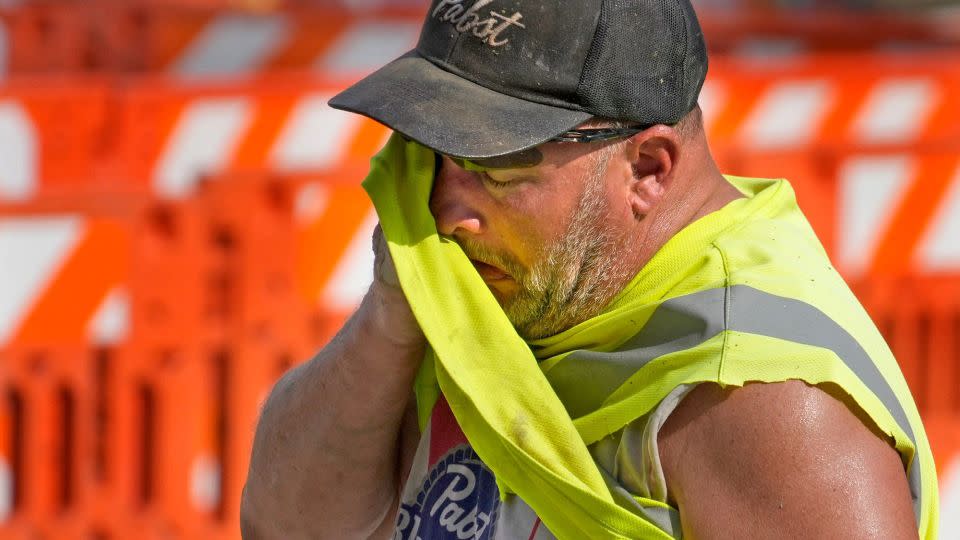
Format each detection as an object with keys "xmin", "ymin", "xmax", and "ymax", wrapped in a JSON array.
[{"xmin": 328, "ymin": 52, "xmax": 592, "ymax": 160}]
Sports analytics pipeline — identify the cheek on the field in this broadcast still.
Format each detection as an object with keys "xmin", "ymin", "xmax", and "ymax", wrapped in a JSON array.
[
  {"xmin": 587, "ymin": 172, "xmax": 631, "ymax": 224},
  {"xmin": 494, "ymin": 205, "xmax": 548, "ymax": 264},
  {"xmin": 497, "ymin": 185, "xmax": 581, "ymax": 257}
]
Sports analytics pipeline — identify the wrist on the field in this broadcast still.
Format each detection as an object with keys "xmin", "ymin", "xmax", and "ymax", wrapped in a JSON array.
[{"xmin": 362, "ymin": 282, "xmax": 425, "ymax": 352}]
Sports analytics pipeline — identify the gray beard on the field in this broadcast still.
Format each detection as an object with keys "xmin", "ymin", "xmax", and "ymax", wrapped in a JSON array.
[{"xmin": 505, "ymin": 156, "xmax": 632, "ymax": 340}]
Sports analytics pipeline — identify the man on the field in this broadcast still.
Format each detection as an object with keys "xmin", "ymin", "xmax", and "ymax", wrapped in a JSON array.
[{"xmin": 241, "ymin": 0, "xmax": 937, "ymax": 538}]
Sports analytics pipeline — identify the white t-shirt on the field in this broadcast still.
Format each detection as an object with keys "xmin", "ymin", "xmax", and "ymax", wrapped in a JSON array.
[{"xmin": 393, "ymin": 385, "xmax": 695, "ymax": 539}]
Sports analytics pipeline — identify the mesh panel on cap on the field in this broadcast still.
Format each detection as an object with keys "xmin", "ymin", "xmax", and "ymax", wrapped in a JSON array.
[{"xmin": 577, "ymin": 0, "xmax": 706, "ymax": 125}]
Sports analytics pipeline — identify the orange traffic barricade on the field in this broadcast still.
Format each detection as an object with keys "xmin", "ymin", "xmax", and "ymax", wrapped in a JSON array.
[{"xmin": 0, "ymin": 80, "xmax": 111, "ymax": 202}]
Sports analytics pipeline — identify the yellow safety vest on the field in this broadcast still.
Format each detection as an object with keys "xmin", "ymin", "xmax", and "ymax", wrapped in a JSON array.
[{"xmin": 364, "ymin": 135, "xmax": 938, "ymax": 539}]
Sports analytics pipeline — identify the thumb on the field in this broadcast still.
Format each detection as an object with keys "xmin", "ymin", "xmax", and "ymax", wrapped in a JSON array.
[{"xmin": 372, "ymin": 224, "xmax": 401, "ymax": 290}]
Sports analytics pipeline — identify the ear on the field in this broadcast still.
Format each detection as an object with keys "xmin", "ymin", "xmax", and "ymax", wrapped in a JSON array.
[{"xmin": 624, "ymin": 125, "xmax": 681, "ymax": 219}]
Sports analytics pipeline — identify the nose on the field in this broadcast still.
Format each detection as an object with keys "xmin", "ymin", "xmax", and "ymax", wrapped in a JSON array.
[{"xmin": 429, "ymin": 157, "xmax": 486, "ymax": 237}]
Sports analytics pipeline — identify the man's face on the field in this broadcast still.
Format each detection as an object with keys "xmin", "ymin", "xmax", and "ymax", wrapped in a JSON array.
[{"xmin": 429, "ymin": 139, "xmax": 638, "ymax": 339}]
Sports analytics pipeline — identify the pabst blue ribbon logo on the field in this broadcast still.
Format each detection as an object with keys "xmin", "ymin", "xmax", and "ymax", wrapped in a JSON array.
[
  {"xmin": 395, "ymin": 446, "xmax": 500, "ymax": 540},
  {"xmin": 432, "ymin": 0, "xmax": 526, "ymax": 48}
]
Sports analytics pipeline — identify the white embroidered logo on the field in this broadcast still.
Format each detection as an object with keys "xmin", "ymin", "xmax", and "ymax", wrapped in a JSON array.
[{"xmin": 432, "ymin": 0, "xmax": 526, "ymax": 48}]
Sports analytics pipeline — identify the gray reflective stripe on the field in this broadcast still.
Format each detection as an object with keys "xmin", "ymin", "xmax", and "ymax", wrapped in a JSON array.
[
  {"xmin": 549, "ymin": 285, "xmax": 923, "ymax": 524},
  {"xmin": 727, "ymin": 285, "xmax": 922, "ymax": 523},
  {"xmin": 549, "ymin": 288, "xmax": 727, "ymax": 418}
]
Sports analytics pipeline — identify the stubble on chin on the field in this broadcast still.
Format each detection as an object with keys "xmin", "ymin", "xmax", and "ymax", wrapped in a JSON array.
[{"xmin": 507, "ymin": 156, "xmax": 633, "ymax": 340}]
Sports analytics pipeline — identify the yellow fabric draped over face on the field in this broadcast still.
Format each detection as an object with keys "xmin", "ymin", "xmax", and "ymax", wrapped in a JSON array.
[{"xmin": 363, "ymin": 135, "xmax": 673, "ymax": 538}]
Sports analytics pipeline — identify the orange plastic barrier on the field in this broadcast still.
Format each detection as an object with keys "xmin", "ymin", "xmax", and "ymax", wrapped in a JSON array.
[
  {"xmin": 3, "ymin": 52, "xmax": 957, "ymax": 203},
  {"xmin": 0, "ymin": 5, "xmax": 426, "ymax": 78},
  {"xmin": 0, "ymin": 177, "xmax": 329, "ymax": 539},
  {"xmin": 0, "ymin": 344, "xmax": 230, "ymax": 540},
  {"xmin": 0, "ymin": 17, "xmax": 959, "ymax": 537},
  {"xmin": 698, "ymin": 9, "xmax": 960, "ymax": 53},
  {"xmin": 0, "ymin": 6, "xmax": 92, "ymax": 74},
  {"xmin": 134, "ymin": 7, "xmax": 424, "ymax": 78},
  {"xmin": 106, "ymin": 75, "xmax": 391, "ymax": 198},
  {"xmin": 0, "ymin": 345, "xmax": 117, "ymax": 540},
  {"xmin": 0, "ymin": 80, "xmax": 110, "ymax": 201},
  {"xmin": 0, "ymin": 198, "xmax": 134, "ymax": 349},
  {"xmin": 705, "ymin": 54, "xmax": 960, "ymax": 153},
  {"xmin": 853, "ymin": 277, "xmax": 960, "ymax": 418},
  {"xmin": 4, "ymin": 6, "xmax": 960, "ymax": 78},
  {"xmin": 113, "ymin": 9, "xmax": 960, "ymax": 79}
]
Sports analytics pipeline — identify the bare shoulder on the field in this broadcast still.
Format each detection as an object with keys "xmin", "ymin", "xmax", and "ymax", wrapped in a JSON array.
[{"xmin": 658, "ymin": 381, "xmax": 917, "ymax": 540}]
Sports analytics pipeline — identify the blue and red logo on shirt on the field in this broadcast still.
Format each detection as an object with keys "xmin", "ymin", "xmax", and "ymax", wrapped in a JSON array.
[{"xmin": 395, "ymin": 399, "xmax": 501, "ymax": 540}]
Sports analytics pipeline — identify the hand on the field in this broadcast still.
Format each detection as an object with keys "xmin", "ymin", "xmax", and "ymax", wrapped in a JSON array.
[
  {"xmin": 366, "ymin": 224, "xmax": 426, "ymax": 350},
  {"xmin": 372, "ymin": 224, "xmax": 402, "ymax": 290}
]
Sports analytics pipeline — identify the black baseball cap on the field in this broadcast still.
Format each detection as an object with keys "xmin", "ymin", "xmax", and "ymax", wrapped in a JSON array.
[{"xmin": 328, "ymin": 0, "xmax": 708, "ymax": 160}]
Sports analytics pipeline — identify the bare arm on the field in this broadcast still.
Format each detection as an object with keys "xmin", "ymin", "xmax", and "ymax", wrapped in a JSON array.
[
  {"xmin": 659, "ymin": 381, "xmax": 917, "ymax": 539},
  {"xmin": 241, "ymin": 227, "xmax": 424, "ymax": 539}
]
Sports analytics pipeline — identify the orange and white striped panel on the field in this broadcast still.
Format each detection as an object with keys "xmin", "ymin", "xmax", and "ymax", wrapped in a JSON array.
[
  {"xmin": 0, "ymin": 216, "xmax": 130, "ymax": 349},
  {"xmin": 837, "ymin": 153, "xmax": 960, "ymax": 277},
  {"xmin": 137, "ymin": 86, "xmax": 392, "ymax": 198},
  {"xmin": 700, "ymin": 69, "xmax": 954, "ymax": 151},
  {"xmin": 737, "ymin": 79, "xmax": 833, "ymax": 149},
  {"xmin": 152, "ymin": 97, "xmax": 256, "ymax": 197},
  {"xmin": 0, "ymin": 100, "xmax": 36, "ymax": 201},
  {"xmin": 918, "ymin": 163, "xmax": 960, "ymax": 273},
  {"xmin": 152, "ymin": 22, "xmax": 960, "ymax": 154},
  {"xmin": 293, "ymin": 178, "xmax": 378, "ymax": 315},
  {"xmin": 848, "ymin": 79, "xmax": 940, "ymax": 145},
  {"xmin": 162, "ymin": 12, "xmax": 422, "ymax": 80},
  {"xmin": 314, "ymin": 18, "xmax": 422, "ymax": 76},
  {"xmin": 0, "ymin": 84, "xmax": 109, "ymax": 202},
  {"xmin": 149, "ymin": 12, "xmax": 960, "ymax": 79},
  {"xmin": 267, "ymin": 93, "xmax": 368, "ymax": 171},
  {"xmin": 170, "ymin": 13, "xmax": 291, "ymax": 79},
  {"xmin": 138, "ymin": 71, "xmax": 957, "ymax": 198}
]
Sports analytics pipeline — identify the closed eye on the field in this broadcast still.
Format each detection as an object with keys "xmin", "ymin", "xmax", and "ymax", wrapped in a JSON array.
[{"xmin": 481, "ymin": 174, "xmax": 515, "ymax": 190}]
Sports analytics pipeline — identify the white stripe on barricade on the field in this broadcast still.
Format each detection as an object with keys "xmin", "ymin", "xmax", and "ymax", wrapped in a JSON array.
[
  {"xmin": 269, "ymin": 93, "xmax": 361, "ymax": 172},
  {"xmin": 294, "ymin": 181, "xmax": 332, "ymax": 225},
  {"xmin": 0, "ymin": 216, "xmax": 83, "ymax": 345},
  {"xmin": 940, "ymin": 455, "xmax": 960, "ymax": 540},
  {"xmin": 697, "ymin": 80, "xmax": 725, "ymax": 131},
  {"xmin": 172, "ymin": 13, "xmax": 290, "ymax": 79},
  {"xmin": 153, "ymin": 98, "xmax": 253, "ymax": 198},
  {"xmin": 852, "ymin": 78, "xmax": 938, "ymax": 145},
  {"xmin": 87, "ymin": 286, "xmax": 130, "ymax": 346},
  {"xmin": 317, "ymin": 20, "xmax": 421, "ymax": 76},
  {"xmin": 320, "ymin": 209, "xmax": 377, "ymax": 311},
  {"xmin": 0, "ymin": 456, "xmax": 10, "ymax": 524},
  {"xmin": 189, "ymin": 453, "xmax": 222, "ymax": 513},
  {"xmin": 731, "ymin": 38, "xmax": 806, "ymax": 58},
  {"xmin": 0, "ymin": 101, "xmax": 37, "ymax": 201},
  {"xmin": 919, "ymin": 164, "xmax": 960, "ymax": 271},
  {"xmin": 740, "ymin": 80, "xmax": 832, "ymax": 149},
  {"xmin": 838, "ymin": 155, "xmax": 914, "ymax": 276}
]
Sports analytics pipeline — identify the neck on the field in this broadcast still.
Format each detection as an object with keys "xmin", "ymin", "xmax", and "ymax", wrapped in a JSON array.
[{"xmin": 626, "ymin": 154, "xmax": 741, "ymax": 285}]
